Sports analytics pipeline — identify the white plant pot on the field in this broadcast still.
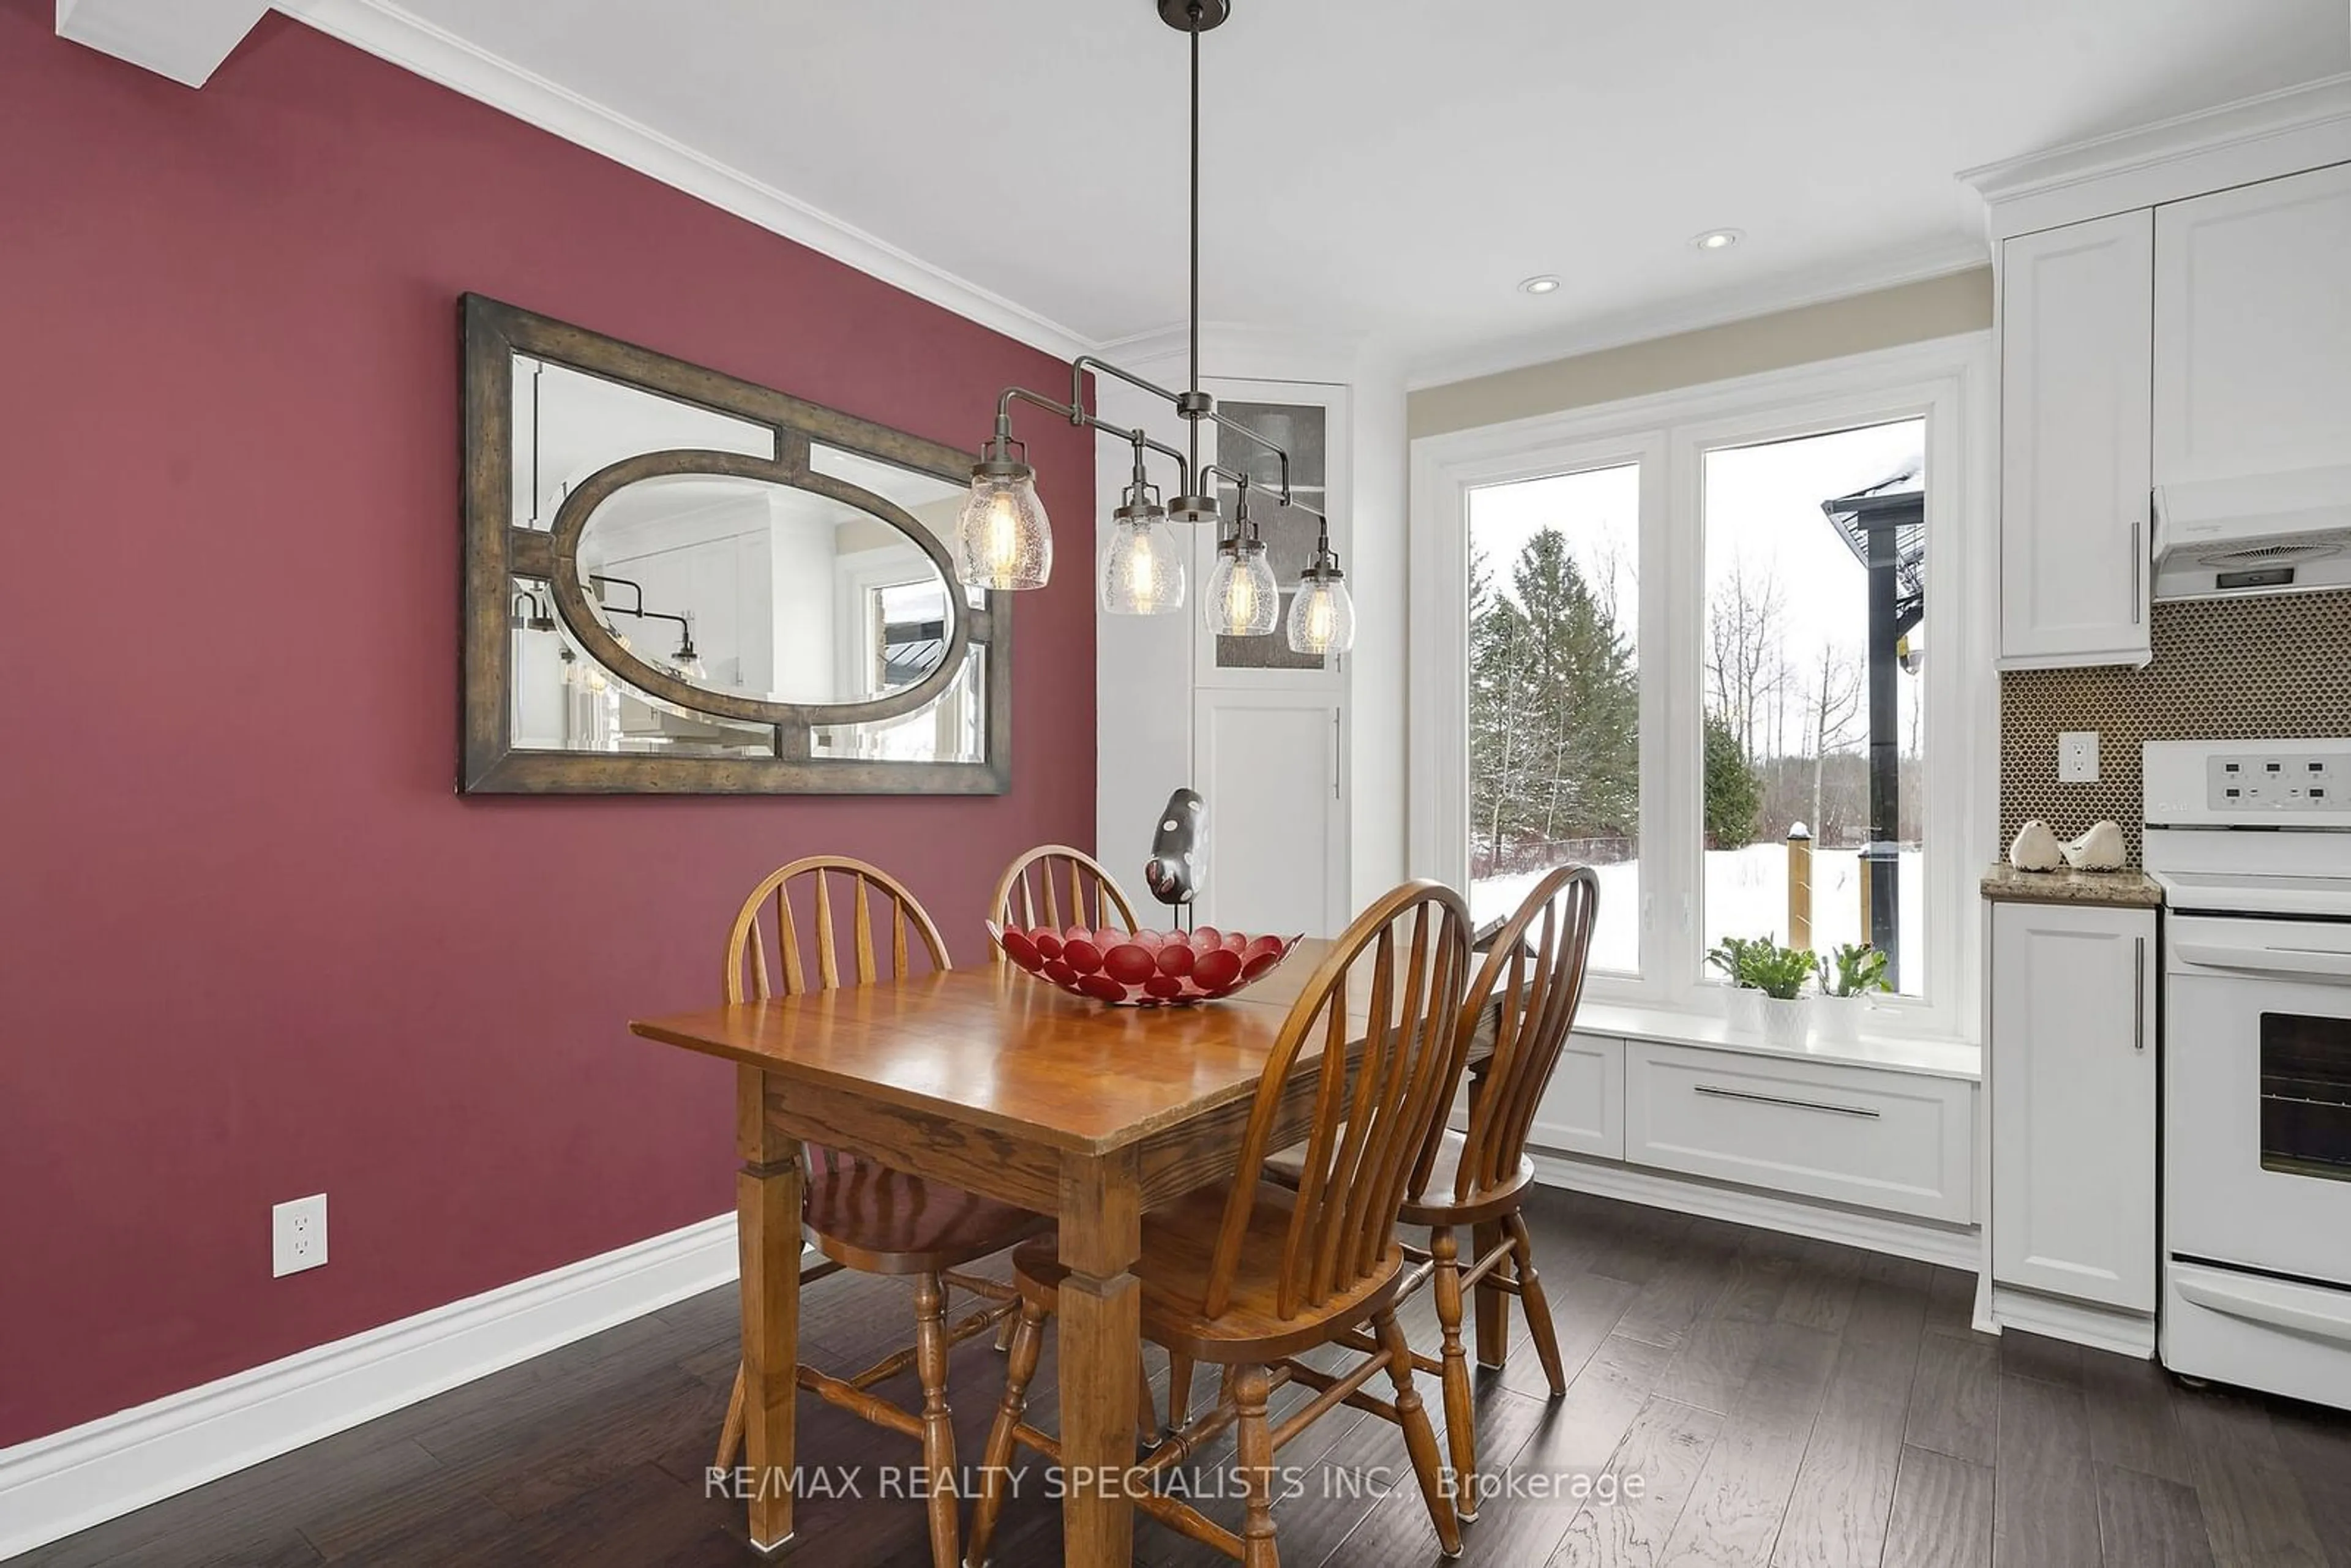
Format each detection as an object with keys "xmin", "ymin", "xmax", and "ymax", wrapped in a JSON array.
[
  {"xmin": 1724, "ymin": 986, "xmax": 1767, "ymax": 1036},
  {"xmin": 1810, "ymin": 994, "xmax": 1864, "ymax": 1046},
  {"xmin": 1757, "ymin": 994, "xmax": 1813, "ymax": 1050}
]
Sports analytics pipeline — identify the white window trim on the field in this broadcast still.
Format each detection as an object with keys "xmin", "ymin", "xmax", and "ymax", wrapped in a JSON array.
[{"xmin": 1408, "ymin": 331, "xmax": 1998, "ymax": 1045}]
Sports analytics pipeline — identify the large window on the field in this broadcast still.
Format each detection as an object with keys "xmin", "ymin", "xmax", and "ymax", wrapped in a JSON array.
[{"xmin": 1416, "ymin": 340, "xmax": 1992, "ymax": 1041}]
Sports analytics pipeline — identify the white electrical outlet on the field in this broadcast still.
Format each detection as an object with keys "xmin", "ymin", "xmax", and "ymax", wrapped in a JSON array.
[
  {"xmin": 2058, "ymin": 731, "xmax": 2100, "ymax": 783},
  {"xmin": 272, "ymin": 1193, "xmax": 328, "ymax": 1277}
]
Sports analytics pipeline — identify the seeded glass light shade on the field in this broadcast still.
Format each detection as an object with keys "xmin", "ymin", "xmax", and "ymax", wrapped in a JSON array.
[
  {"xmin": 956, "ymin": 471, "xmax": 1052, "ymax": 590},
  {"xmin": 1100, "ymin": 515, "xmax": 1185, "ymax": 615},
  {"xmin": 1203, "ymin": 538, "xmax": 1279, "ymax": 636},
  {"xmin": 1286, "ymin": 567, "xmax": 1356, "ymax": 656}
]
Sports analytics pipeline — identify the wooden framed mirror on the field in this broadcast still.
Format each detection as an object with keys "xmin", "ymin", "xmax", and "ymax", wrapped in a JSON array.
[{"xmin": 460, "ymin": 296, "xmax": 1010, "ymax": 795}]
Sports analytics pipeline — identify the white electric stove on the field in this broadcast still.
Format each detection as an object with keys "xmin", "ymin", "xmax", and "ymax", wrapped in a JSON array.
[{"xmin": 2145, "ymin": 739, "xmax": 2351, "ymax": 1408}]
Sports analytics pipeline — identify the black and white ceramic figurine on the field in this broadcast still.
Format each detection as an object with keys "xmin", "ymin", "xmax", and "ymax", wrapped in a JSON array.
[{"xmin": 1144, "ymin": 789, "xmax": 1205, "ymax": 912}]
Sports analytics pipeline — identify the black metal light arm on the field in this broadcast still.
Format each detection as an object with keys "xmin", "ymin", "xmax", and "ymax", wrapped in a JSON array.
[
  {"xmin": 587, "ymin": 572, "xmax": 694, "ymax": 645},
  {"xmin": 587, "ymin": 572, "xmax": 645, "ymax": 617},
  {"xmin": 1200, "ymin": 461, "xmax": 1323, "ymax": 526},
  {"xmin": 1065, "ymin": 354, "xmax": 1297, "ymax": 508},
  {"xmin": 1068, "ymin": 354, "xmax": 1183, "ymax": 416},
  {"xmin": 989, "ymin": 384, "xmax": 1194, "ymax": 497}
]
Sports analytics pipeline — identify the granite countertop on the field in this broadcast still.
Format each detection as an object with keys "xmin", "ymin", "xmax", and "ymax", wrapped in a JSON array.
[{"xmin": 1980, "ymin": 863, "xmax": 2162, "ymax": 908}]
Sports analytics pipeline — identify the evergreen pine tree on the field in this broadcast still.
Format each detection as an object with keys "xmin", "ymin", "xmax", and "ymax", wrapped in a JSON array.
[
  {"xmin": 1704, "ymin": 710, "xmax": 1763, "ymax": 849},
  {"xmin": 1468, "ymin": 528, "xmax": 1640, "ymax": 873}
]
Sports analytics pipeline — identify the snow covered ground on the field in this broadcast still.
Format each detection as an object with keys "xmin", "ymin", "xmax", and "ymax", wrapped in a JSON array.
[{"xmin": 1473, "ymin": 844, "xmax": 1927, "ymax": 991}]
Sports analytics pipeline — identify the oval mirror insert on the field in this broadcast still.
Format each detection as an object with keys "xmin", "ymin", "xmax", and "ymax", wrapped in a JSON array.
[{"xmin": 570, "ymin": 469, "xmax": 957, "ymax": 713}]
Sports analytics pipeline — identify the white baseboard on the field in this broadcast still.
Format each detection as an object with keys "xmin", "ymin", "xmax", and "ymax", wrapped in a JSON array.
[
  {"xmin": 1992, "ymin": 1285, "xmax": 2157, "ymax": 1359},
  {"xmin": 1529, "ymin": 1150, "xmax": 1981, "ymax": 1272},
  {"xmin": 0, "ymin": 1211, "xmax": 738, "ymax": 1561}
]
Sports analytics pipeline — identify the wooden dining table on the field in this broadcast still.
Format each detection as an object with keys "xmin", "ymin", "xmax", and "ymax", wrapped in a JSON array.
[{"xmin": 630, "ymin": 937, "xmax": 1506, "ymax": 1564}]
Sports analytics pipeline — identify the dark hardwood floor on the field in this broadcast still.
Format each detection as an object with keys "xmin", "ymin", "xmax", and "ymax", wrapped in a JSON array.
[{"xmin": 16, "ymin": 1188, "xmax": 2351, "ymax": 1567}]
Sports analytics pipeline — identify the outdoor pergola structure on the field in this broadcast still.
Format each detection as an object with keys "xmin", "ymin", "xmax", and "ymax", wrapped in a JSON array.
[{"xmin": 1820, "ymin": 467, "xmax": 1924, "ymax": 986}]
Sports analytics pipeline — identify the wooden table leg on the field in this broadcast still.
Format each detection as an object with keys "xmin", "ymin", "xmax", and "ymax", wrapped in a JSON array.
[
  {"xmin": 738, "ymin": 1066, "xmax": 803, "ymax": 1553},
  {"xmin": 1057, "ymin": 1147, "xmax": 1142, "ymax": 1568}
]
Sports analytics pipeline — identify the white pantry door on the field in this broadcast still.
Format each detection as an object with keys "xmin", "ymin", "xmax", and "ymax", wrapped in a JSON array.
[{"xmin": 1193, "ymin": 689, "xmax": 1348, "ymax": 938}]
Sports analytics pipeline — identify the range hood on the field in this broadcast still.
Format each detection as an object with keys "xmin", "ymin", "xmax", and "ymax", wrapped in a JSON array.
[{"xmin": 2154, "ymin": 463, "xmax": 2351, "ymax": 601}]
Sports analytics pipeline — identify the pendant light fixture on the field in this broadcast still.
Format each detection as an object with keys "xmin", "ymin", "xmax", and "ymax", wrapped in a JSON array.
[
  {"xmin": 1286, "ymin": 517, "xmax": 1354, "ymax": 655},
  {"xmin": 1202, "ymin": 480, "xmax": 1278, "ymax": 636},
  {"xmin": 961, "ymin": 0, "xmax": 1360, "ymax": 656},
  {"xmin": 669, "ymin": 619, "xmax": 708, "ymax": 682},
  {"xmin": 1100, "ymin": 437, "xmax": 1184, "ymax": 614},
  {"xmin": 956, "ymin": 441, "xmax": 1052, "ymax": 591}
]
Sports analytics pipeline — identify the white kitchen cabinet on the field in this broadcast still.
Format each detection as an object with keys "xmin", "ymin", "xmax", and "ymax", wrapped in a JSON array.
[
  {"xmin": 2155, "ymin": 160, "xmax": 2351, "ymax": 487},
  {"xmin": 1191, "ymin": 689, "xmax": 1348, "ymax": 937},
  {"xmin": 1524, "ymin": 1031, "xmax": 1624, "ymax": 1161},
  {"xmin": 1622, "ymin": 1040, "xmax": 1974, "ymax": 1223},
  {"xmin": 1990, "ymin": 901, "xmax": 2158, "ymax": 1311},
  {"xmin": 1997, "ymin": 211, "xmax": 2154, "ymax": 669}
]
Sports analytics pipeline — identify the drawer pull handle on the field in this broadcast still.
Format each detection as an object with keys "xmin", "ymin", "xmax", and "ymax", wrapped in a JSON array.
[{"xmin": 1692, "ymin": 1084, "xmax": 1881, "ymax": 1119}]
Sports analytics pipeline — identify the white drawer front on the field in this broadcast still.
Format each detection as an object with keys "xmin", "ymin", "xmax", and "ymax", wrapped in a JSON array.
[
  {"xmin": 1624, "ymin": 1043, "xmax": 1974, "ymax": 1222},
  {"xmin": 1528, "ymin": 1031, "xmax": 1624, "ymax": 1161}
]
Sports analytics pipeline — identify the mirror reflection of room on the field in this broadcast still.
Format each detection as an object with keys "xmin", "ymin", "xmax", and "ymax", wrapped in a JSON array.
[{"xmin": 503, "ymin": 355, "xmax": 975, "ymax": 760}]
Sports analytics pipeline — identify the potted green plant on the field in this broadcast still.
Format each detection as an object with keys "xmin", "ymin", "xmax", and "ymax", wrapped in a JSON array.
[
  {"xmin": 1813, "ymin": 943, "xmax": 1891, "ymax": 1045},
  {"xmin": 1706, "ymin": 936, "xmax": 1818, "ymax": 1048}
]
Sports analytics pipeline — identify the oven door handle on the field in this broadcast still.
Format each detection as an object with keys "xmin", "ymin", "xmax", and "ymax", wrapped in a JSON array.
[
  {"xmin": 2175, "ymin": 1269, "xmax": 2351, "ymax": 1347},
  {"xmin": 2173, "ymin": 940, "xmax": 2351, "ymax": 981}
]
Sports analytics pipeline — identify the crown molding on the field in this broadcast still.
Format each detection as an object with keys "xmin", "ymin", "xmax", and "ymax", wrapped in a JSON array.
[
  {"xmin": 1403, "ymin": 237, "xmax": 1988, "ymax": 393},
  {"xmin": 1960, "ymin": 72, "xmax": 2351, "ymax": 239},
  {"xmin": 277, "ymin": 0, "xmax": 1098, "ymax": 362},
  {"xmin": 1960, "ymin": 72, "xmax": 2351, "ymax": 204}
]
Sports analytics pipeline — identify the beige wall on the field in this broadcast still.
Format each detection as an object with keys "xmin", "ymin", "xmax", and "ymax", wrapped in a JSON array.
[{"xmin": 1408, "ymin": 269, "xmax": 1994, "ymax": 439}]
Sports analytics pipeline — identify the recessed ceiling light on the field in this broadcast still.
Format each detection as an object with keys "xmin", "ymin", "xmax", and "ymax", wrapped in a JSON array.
[
  {"xmin": 1692, "ymin": 228, "xmax": 1744, "ymax": 252},
  {"xmin": 1519, "ymin": 274, "xmax": 1562, "ymax": 295}
]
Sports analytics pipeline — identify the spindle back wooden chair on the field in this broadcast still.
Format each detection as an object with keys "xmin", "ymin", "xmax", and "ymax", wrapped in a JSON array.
[
  {"xmin": 1332, "ymin": 863, "xmax": 1600, "ymax": 1517},
  {"xmin": 988, "ymin": 844, "xmax": 1140, "ymax": 950},
  {"xmin": 712, "ymin": 856, "xmax": 1049, "ymax": 1568},
  {"xmin": 965, "ymin": 880, "xmax": 1474, "ymax": 1568}
]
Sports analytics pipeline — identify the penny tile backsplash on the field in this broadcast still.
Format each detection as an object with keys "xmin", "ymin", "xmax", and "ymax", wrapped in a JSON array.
[{"xmin": 2000, "ymin": 592, "xmax": 2351, "ymax": 865}]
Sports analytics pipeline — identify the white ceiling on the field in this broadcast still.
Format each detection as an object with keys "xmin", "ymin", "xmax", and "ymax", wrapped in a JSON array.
[{"xmin": 381, "ymin": 0, "xmax": 2350, "ymax": 381}]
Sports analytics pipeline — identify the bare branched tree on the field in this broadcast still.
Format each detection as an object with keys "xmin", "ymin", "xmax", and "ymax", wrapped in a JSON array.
[
  {"xmin": 1808, "ymin": 640, "xmax": 1863, "ymax": 836},
  {"xmin": 1704, "ymin": 551, "xmax": 1788, "ymax": 761}
]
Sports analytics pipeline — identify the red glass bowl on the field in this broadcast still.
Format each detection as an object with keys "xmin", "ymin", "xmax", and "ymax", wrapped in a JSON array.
[{"xmin": 987, "ymin": 923, "xmax": 1302, "ymax": 1007}]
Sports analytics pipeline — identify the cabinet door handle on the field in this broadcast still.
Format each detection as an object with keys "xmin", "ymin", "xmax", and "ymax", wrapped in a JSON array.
[
  {"xmin": 2130, "ymin": 517, "xmax": 2144, "ymax": 625},
  {"xmin": 1692, "ymin": 1084, "xmax": 1881, "ymax": 1119},
  {"xmin": 2134, "ymin": 936, "xmax": 2147, "ymax": 1051}
]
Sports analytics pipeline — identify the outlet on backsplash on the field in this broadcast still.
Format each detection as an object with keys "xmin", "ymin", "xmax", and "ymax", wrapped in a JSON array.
[{"xmin": 2058, "ymin": 731, "xmax": 2099, "ymax": 783}]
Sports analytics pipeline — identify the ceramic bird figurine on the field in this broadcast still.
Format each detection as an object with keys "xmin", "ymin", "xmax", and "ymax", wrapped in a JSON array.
[
  {"xmin": 2063, "ymin": 820, "xmax": 2126, "ymax": 871},
  {"xmin": 1144, "ymin": 789, "xmax": 1205, "ymax": 910},
  {"xmin": 2009, "ymin": 820, "xmax": 2064, "ymax": 871}
]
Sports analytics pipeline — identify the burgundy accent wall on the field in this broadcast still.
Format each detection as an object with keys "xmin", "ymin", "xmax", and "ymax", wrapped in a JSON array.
[{"xmin": 0, "ymin": 5, "xmax": 1095, "ymax": 1447}]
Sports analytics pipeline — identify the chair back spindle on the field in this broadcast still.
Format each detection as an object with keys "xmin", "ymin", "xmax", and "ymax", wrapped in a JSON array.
[
  {"xmin": 726, "ymin": 856, "xmax": 950, "ymax": 1004},
  {"xmin": 722, "ymin": 857, "xmax": 953, "ymax": 1180},
  {"xmin": 1436, "ymin": 865, "xmax": 1600, "ymax": 1205},
  {"xmin": 989, "ymin": 845, "xmax": 1141, "ymax": 955},
  {"xmin": 1205, "ymin": 880, "xmax": 1471, "ymax": 1322}
]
